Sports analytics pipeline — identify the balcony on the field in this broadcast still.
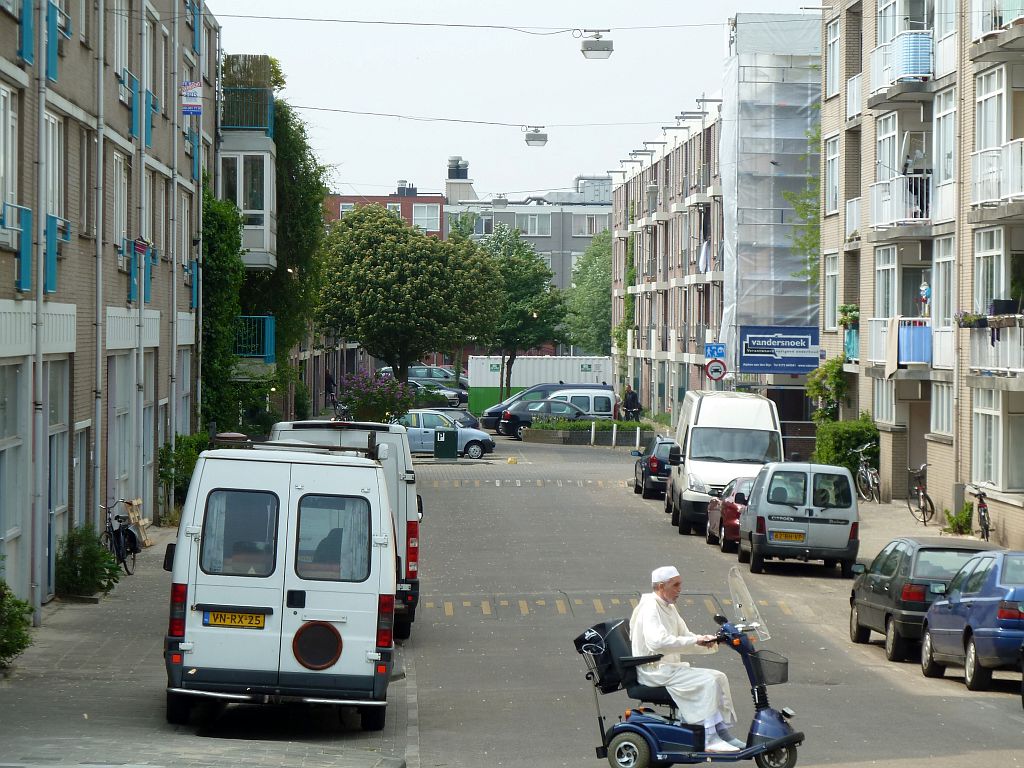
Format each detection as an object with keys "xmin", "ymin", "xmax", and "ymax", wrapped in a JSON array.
[
  {"xmin": 222, "ymin": 87, "xmax": 275, "ymax": 138},
  {"xmin": 969, "ymin": 324, "xmax": 1024, "ymax": 373},
  {"xmin": 971, "ymin": 140, "xmax": 1024, "ymax": 211},
  {"xmin": 971, "ymin": 0, "xmax": 1024, "ymax": 41},
  {"xmin": 844, "ymin": 327, "xmax": 859, "ymax": 363},
  {"xmin": 845, "ymin": 196, "xmax": 861, "ymax": 240},
  {"xmin": 869, "ymin": 31, "xmax": 933, "ymax": 100},
  {"xmin": 869, "ymin": 174, "xmax": 932, "ymax": 228},
  {"xmin": 235, "ymin": 315, "xmax": 276, "ymax": 363},
  {"xmin": 846, "ymin": 73, "xmax": 862, "ymax": 120},
  {"xmin": 866, "ymin": 317, "xmax": 933, "ymax": 366}
]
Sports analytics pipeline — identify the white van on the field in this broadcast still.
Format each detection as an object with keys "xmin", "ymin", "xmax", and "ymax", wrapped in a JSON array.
[
  {"xmin": 162, "ymin": 441, "xmax": 397, "ymax": 731},
  {"xmin": 666, "ymin": 391, "xmax": 783, "ymax": 535},
  {"xmin": 549, "ymin": 388, "xmax": 617, "ymax": 419},
  {"xmin": 737, "ymin": 462, "xmax": 860, "ymax": 577},
  {"xmin": 268, "ymin": 420, "xmax": 421, "ymax": 640}
]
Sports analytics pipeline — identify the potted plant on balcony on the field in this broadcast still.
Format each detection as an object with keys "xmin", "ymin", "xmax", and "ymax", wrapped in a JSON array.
[
  {"xmin": 837, "ymin": 304, "xmax": 860, "ymax": 330},
  {"xmin": 954, "ymin": 311, "xmax": 988, "ymax": 329}
]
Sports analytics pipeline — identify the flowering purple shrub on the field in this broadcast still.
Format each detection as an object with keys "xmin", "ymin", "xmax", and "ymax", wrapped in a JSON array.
[{"xmin": 338, "ymin": 371, "xmax": 419, "ymax": 422}]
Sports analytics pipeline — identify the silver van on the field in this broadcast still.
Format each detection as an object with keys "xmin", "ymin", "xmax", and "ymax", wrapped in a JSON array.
[
  {"xmin": 548, "ymin": 388, "xmax": 617, "ymax": 419},
  {"xmin": 737, "ymin": 462, "xmax": 860, "ymax": 577}
]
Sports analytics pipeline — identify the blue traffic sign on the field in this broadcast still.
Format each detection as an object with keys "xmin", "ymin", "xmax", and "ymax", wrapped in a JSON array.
[
  {"xmin": 704, "ymin": 342, "xmax": 726, "ymax": 359},
  {"xmin": 738, "ymin": 325, "xmax": 820, "ymax": 374}
]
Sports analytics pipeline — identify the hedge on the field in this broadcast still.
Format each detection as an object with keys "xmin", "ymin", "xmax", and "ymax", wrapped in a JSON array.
[{"xmin": 812, "ymin": 414, "xmax": 879, "ymax": 475}]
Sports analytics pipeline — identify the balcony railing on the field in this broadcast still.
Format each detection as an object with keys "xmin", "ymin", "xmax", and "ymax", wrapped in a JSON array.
[
  {"xmin": 846, "ymin": 196, "xmax": 861, "ymax": 239},
  {"xmin": 971, "ymin": 140, "xmax": 1024, "ymax": 205},
  {"xmin": 235, "ymin": 315, "xmax": 276, "ymax": 363},
  {"xmin": 846, "ymin": 73, "xmax": 862, "ymax": 119},
  {"xmin": 932, "ymin": 326, "xmax": 955, "ymax": 369},
  {"xmin": 870, "ymin": 174, "xmax": 932, "ymax": 227},
  {"xmin": 970, "ymin": 324, "xmax": 1024, "ymax": 373},
  {"xmin": 870, "ymin": 31, "xmax": 933, "ymax": 94},
  {"xmin": 222, "ymin": 87, "xmax": 275, "ymax": 137},
  {"xmin": 972, "ymin": 0, "xmax": 1024, "ymax": 41},
  {"xmin": 844, "ymin": 327, "xmax": 859, "ymax": 362},
  {"xmin": 866, "ymin": 317, "xmax": 933, "ymax": 365}
]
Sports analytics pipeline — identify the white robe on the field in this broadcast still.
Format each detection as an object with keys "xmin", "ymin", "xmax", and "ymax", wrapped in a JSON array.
[{"xmin": 629, "ymin": 592, "xmax": 736, "ymax": 725}]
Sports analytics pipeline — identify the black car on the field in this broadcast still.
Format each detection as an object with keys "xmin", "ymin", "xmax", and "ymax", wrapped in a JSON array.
[
  {"xmin": 632, "ymin": 435, "xmax": 677, "ymax": 499},
  {"xmin": 480, "ymin": 382, "xmax": 613, "ymax": 433},
  {"xmin": 499, "ymin": 398, "xmax": 589, "ymax": 440},
  {"xmin": 433, "ymin": 407, "xmax": 480, "ymax": 430},
  {"xmin": 849, "ymin": 536, "xmax": 1001, "ymax": 661}
]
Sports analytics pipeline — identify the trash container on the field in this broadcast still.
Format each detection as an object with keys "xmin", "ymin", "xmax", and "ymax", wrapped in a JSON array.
[{"xmin": 434, "ymin": 428, "xmax": 458, "ymax": 460}]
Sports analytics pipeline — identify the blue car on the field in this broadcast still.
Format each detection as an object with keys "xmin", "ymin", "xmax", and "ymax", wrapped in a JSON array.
[{"xmin": 921, "ymin": 550, "xmax": 1024, "ymax": 690}]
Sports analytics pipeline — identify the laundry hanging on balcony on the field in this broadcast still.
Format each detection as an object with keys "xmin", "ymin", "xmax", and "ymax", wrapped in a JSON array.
[{"xmin": 698, "ymin": 239, "xmax": 710, "ymax": 272}]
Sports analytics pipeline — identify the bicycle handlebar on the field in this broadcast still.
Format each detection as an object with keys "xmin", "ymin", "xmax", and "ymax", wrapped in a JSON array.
[
  {"xmin": 967, "ymin": 482, "xmax": 990, "ymax": 497},
  {"xmin": 907, "ymin": 463, "xmax": 928, "ymax": 474},
  {"xmin": 99, "ymin": 499, "xmax": 130, "ymax": 510}
]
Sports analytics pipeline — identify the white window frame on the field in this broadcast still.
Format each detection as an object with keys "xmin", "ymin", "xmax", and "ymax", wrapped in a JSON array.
[
  {"xmin": 931, "ymin": 382, "xmax": 953, "ymax": 436},
  {"xmin": 112, "ymin": 353, "xmax": 131, "ymax": 501},
  {"xmin": 934, "ymin": 87, "xmax": 956, "ymax": 185},
  {"xmin": 44, "ymin": 112, "xmax": 64, "ymax": 218},
  {"xmin": 412, "ymin": 203, "xmax": 440, "ymax": 232},
  {"xmin": 339, "ymin": 202, "xmax": 355, "ymax": 216},
  {"xmin": 79, "ymin": 128, "xmax": 94, "ymax": 236},
  {"xmin": 973, "ymin": 227, "xmax": 1004, "ymax": 314},
  {"xmin": 972, "ymin": 388, "xmax": 1001, "ymax": 487},
  {"xmin": 179, "ymin": 192, "xmax": 191, "ymax": 268},
  {"xmin": 936, "ymin": 0, "xmax": 956, "ymax": 40},
  {"xmin": 113, "ymin": 0, "xmax": 129, "ymax": 101},
  {"xmin": 933, "ymin": 236, "xmax": 954, "ymax": 328},
  {"xmin": 875, "ymin": 245, "xmax": 897, "ymax": 318},
  {"xmin": 475, "ymin": 214, "xmax": 493, "ymax": 236},
  {"xmin": 976, "ymin": 67, "xmax": 1005, "ymax": 152},
  {"xmin": 824, "ymin": 252, "xmax": 839, "ymax": 330},
  {"xmin": 386, "ymin": 202, "xmax": 402, "ymax": 216},
  {"xmin": 876, "ymin": 112, "xmax": 899, "ymax": 182},
  {"xmin": 826, "ymin": 18, "xmax": 840, "ymax": 98},
  {"xmin": 0, "ymin": 84, "xmax": 17, "ymax": 250},
  {"xmin": 160, "ymin": 30, "xmax": 169, "ymax": 114},
  {"xmin": 112, "ymin": 152, "xmax": 128, "ymax": 269},
  {"xmin": 873, "ymin": 378, "xmax": 895, "ymax": 424},
  {"xmin": 877, "ymin": 0, "xmax": 897, "ymax": 45},
  {"xmin": 825, "ymin": 135, "xmax": 840, "ymax": 214},
  {"xmin": 515, "ymin": 212, "xmax": 551, "ymax": 237},
  {"xmin": 47, "ymin": 359, "xmax": 69, "ymax": 518},
  {"xmin": 572, "ymin": 213, "xmax": 606, "ymax": 237},
  {"xmin": 0, "ymin": 362, "xmax": 26, "ymax": 540},
  {"xmin": 177, "ymin": 348, "xmax": 192, "ymax": 436}
]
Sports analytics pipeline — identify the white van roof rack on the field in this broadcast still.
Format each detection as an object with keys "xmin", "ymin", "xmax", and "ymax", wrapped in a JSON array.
[{"xmin": 212, "ymin": 432, "xmax": 386, "ymax": 461}]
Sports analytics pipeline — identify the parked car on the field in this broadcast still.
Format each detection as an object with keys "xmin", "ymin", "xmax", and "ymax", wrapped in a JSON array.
[
  {"xmin": 548, "ymin": 388, "xmax": 618, "ymax": 420},
  {"xmin": 379, "ymin": 366, "xmax": 469, "ymax": 397},
  {"xmin": 849, "ymin": 536, "xmax": 1001, "ymax": 661},
  {"xmin": 920, "ymin": 550, "xmax": 1024, "ymax": 689},
  {"xmin": 480, "ymin": 382, "xmax": 613, "ymax": 433},
  {"xmin": 406, "ymin": 379, "xmax": 467, "ymax": 407},
  {"xmin": 631, "ymin": 435, "xmax": 677, "ymax": 499},
  {"xmin": 705, "ymin": 476, "xmax": 755, "ymax": 552},
  {"xmin": 433, "ymin": 407, "xmax": 480, "ymax": 430},
  {"xmin": 738, "ymin": 462, "xmax": 859, "ymax": 577},
  {"xmin": 395, "ymin": 409, "xmax": 495, "ymax": 459},
  {"xmin": 500, "ymin": 398, "xmax": 590, "ymax": 440}
]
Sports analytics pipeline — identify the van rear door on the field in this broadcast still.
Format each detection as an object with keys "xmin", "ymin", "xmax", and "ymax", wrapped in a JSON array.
[
  {"xmin": 762, "ymin": 467, "xmax": 810, "ymax": 546},
  {"xmin": 807, "ymin": 468, "xmax": 857, "ymax": 550},
  {"xmin": 184, "ymin": 461, "xmax": 290, "ymax": 686},
  {"xmin": 277, "ymin": 463, "xmax": 383, "ymax": 692}
]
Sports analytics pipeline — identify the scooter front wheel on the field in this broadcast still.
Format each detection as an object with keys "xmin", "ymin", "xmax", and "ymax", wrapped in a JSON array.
[
  {"xmin": 607, "ymin": 732, "xmax": 651, "ymax": 768},
  {"xmin": 755, "ymin": 745, "xmax": 798, "ymax": 768}
]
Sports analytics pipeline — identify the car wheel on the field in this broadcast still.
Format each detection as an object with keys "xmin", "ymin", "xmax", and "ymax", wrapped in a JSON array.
[
  {"xmin": 920, "ymin": 628, "xmax": 944, "ymax": 678},
  {"xmin": 964, "ymin": 636, "xmax": 992, "ymax": 691},
  {"xmin": 166, "ymin": 692, "xmax": 193, "ymax": 725},
  {"xmin": 884, "ymin": 617, "xmax": 908, "ymax": 662},
  {"xmin": 677, "ymin": 506, "xmax": 692, "ymax": 535},
  {"xmin": 514, "ymin": 424, "xmax": 524, "ymax": 440},
  {"xmin": 705, "ymin": 518, "xmax": 718, "ymax": 545},
  {"xmin": 633, "ymin": 473, "xmax": 642, "ymax": 494},
  {"xmin": 719, "ymin": 523, "xmax": 733, "ymax": 553},
  {"xmin": 664, "ymin": 493, "xmax": 673, "ymax": 515},
  {"xmin": 669, "ymin": 495, "xmax": 680, "ymax": 527},
  {"xmin": 464, "ymin": 441, "xmax": 484, "ymax": 460},
  {"xmin": 394, "ymin": 615, "xmax": 413, "ymax": 641},
  {"xmin": 359, "ymin": 705, "xmax": 387, "ymax": 732},
  {"xmin": 495, "ymin": 422, "xmax": 505, "ymax": 436},
  {"xmin": 737, "ymin": 536, "xmax": 751, "ymax": 564},
  {"xmin": 840, "ymin": 560, "xmax": 855, "ymax": 579},
  {"xmin": 749, "ymin": 539, "xmax": 765, "ymax": 574},
  {"xmin": 849, "ymin": 603, "xmax": 870, "ymax": 644},
  {"xmin": 641, "ymin": 475, "xmax": 656, "ymax": 499}
]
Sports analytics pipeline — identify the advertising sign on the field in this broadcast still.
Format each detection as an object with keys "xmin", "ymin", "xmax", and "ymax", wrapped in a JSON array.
[
  {"xmin": 180, "ymin": 81, "xmax": 202, "ymax": 116},
  {"xmin": 739, "ymin": 325, "xmax": 820, "ymax": 374}
]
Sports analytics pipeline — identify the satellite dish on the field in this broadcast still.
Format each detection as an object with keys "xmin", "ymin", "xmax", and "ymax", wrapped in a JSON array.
[{"xmin": 728, "ymin": 566, "xmax": 770, "ymax": 641}]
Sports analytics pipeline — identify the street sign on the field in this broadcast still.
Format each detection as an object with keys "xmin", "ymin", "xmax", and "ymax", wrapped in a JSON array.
[
  {"xmin": 739, "ymin": 325, "xmax": 820, "ymax": 374},
  {"xmin": 180, "ymin": 81, "xmax": 202, "ymax": 116},
  {"xmin": 704, "ymin": 342, "xmax": 726, "ymax": 359},
  {"xmin": 705, "ymin": 358, "xmax": 727, "ymax": 381}
]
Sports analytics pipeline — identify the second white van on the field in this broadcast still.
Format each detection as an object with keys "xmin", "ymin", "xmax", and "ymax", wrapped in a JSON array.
[{"xmin": 667, "ymin": 390, "xmax": 783, "ymax": 536}]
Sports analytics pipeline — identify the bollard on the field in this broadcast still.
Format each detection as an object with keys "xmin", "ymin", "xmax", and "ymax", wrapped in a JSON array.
[
  {"xmin": 590, "ymin": 421, "xmax": 596, "ymax": 446},
  {"xmin": 611, "ymin": 422, "xmax": 618, "ymax": 447},
  {"xmin": 635, "ymin": 426, "xmax": 641, "ymax": 450}
]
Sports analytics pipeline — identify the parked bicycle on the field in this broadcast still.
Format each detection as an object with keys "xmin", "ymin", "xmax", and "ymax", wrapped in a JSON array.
[
  {"xmin": 99, "ymin": 499, "xmax": 141, "ymax": 575},
  {"xmin": 852, "ymin": 443, "xmax": 880, "ymax": 503},
  {"xmin": 967, "ymin": 483, "xmax": 992, "ymax": 542},
  {"xmin": 333, "ymin": 399, "xmax": 353, "ymax": 421},
  {"xmin": 906, "ymin": 463, "xmax": 935, "ymax": 524}
]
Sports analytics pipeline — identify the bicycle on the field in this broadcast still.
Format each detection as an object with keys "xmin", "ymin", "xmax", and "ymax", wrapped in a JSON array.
[
  {"xmin": 333, "ymin": 399, "xmax": 353, "ymax": 421},
  {"xmin": 906, "ymin": 463, "xmax": 935, "ymax": 524},
  {"xmin": 967, "ymin": 483, "xmax": 992, "ymax": 542},
  {"xmin": 99, "ymin": 499, "xmax": 140, "ymax": 575},
  {"xmin": 852, "ymin": 443, "xmax": 880, "ymax": 503}
]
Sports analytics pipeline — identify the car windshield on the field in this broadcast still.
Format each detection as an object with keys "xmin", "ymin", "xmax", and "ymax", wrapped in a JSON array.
[
  {"xmin": 912, "ymin": 549, "xmax": 982, "ymax": 580},
  {"xmin": 690, "ymin": 428, "xmax": 782, "ymax": 463}
]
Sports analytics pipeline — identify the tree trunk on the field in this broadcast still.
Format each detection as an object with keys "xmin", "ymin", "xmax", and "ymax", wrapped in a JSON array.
[{"xmin": 504, "ymin": 349, "xmax": 518, "ymax": 398}]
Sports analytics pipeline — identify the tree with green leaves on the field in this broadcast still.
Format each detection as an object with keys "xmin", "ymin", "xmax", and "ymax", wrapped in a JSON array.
[
  {"xmin": 443, "ymin": 232, "xmax": 501, "ymax": 384},
  {"xmin": 200, "ymin": 182, "xmax": 245, "ymax": 429},
  {"xmin": 566, "ymin": 230, "xmax": 612, "ymax": 355},
  {"xmin": 448, "ymin": 211, "xmax": 477, "ymax": 239},
  {"xmin": 317, "ymin": 205, "xmax": 464, "ymax": 381},
  {"xmin": 784, "ymin": 119, "xmax": 822, "ymax": 287},
  {"xmin": 480, "ymin": 224, "xmax": 566, "ymax": 398}
]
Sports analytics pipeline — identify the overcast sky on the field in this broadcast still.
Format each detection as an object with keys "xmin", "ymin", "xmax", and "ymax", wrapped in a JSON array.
[{"xmin": 212, "ymin": 1, "xmax": 819, "ymax": 199}]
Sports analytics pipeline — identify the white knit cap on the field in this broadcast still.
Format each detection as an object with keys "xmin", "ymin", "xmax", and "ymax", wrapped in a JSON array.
[{"xmin": 651, "ymin": 565, "xmax": 680, "ymax": 584}]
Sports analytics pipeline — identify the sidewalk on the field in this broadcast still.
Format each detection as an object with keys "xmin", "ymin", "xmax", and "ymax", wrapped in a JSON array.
[
  {"xmin": 855, "ymin": 497, "xmax": 972, "ymax": 563},
  {"xmin": 0, "ymin": 524, "xmax": 405, "ymax": 768}
]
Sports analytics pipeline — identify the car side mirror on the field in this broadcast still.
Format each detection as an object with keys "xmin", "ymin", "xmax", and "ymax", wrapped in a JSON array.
[
  {"xmin": 668, "ymin": 445, "xmax": 681, "ymax": 466},
  {"xmin": 709, "ymin": 488, "xmax": 722, "ymax": 497},
  {"xmin": 850, "ymin": 563, "xmax": 866, "ymax": 575},
  {"xmin": 930, "ymin": 583, "xmax": 946, "ymax": 595},
  {"xmin": 631, "ymin": 450, "xmax": 642, "ymax": 457},
  {"xmin": 734, "ymin": 493, "xmax": 747, "ymax": 506},
  {"xmin": 162, "ymin": 542, "xmax": 176, "ymax": 572}
]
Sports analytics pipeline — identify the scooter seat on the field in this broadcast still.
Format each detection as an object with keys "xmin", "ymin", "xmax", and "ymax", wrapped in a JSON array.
[{"xmin": 625, "ymin": 682, "xmax": 674, "ymax": 707}]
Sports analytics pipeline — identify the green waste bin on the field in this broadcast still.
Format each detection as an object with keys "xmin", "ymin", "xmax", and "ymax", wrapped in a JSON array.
[{"xmin": 434, "ymin": 427, "xmax": 458, "ymax": 459}]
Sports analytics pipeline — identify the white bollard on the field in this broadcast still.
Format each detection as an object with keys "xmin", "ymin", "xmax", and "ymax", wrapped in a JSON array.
[
  {"xmin": 590, "ymin": 421, "xmax": 597, "ymax": 445},
  {"xmin": 611, "ymin": 422, "xmax": 618, "ymax": 447},
  {"xmin": 635, "ymin": 426, "xmax": 641, "ymax": 450}
]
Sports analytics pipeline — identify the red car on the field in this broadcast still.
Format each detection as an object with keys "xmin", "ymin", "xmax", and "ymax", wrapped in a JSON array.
[{"xmin": 705, "ymin": 477, "xmax": 755, "ymax": 553}]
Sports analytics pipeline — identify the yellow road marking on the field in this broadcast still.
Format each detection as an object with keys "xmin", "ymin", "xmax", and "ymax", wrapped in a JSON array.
[
  {"xmin": 536, "ymin": 599, "xmax": 546, "ymax": 606},
  {"xmin": 593, "ymin": 598, "xmax": 605, "ymax": 614},
  {"xmin": 575, "ymin": 599, "xmax": 584, "ymax": 605},
  {"xmin": 704, "ymin": 598, "xmax": 718, "ymax": 615},
  {"xmin": 611, "ymin": 598, "xmax": 621, "ymax": 605},
  {"xmin": 475, "ymin": 480, "xmax": 481, "ymax": 487},
  {"xmin": 759, "ymin": 600, "xmax": 769, "ymax": 606},
  {"xmin": 462, "ymin": 600, "xmax": 471, "ymax": 607},
  {"xmin": 598, "ymin": 480, "xmax": 604, "ymax": 487},
  {"xmin": 629, "ymin": 598, "xmax": 638, "ymax": 608},
  {"xmin": 425, "ymin": 601, "xmax": 435, "ymax": 609},
  {"xmin": 444, "ymin": 601, "xmax": 454, "ymax": 617},
  {"xmin": 500, "ymin": 600, "xmax": 509, "ymax": 607},
  {"xmin": 556, "ymin": 600, "xmax": 567, "ymax": 614},
  {"xmin": 778, "ymin": 601, "xmax": 794, "ymax": 616},
  {"xmin": 519, "ymin": 599, "xmax": 529, "ymax": 616},
  {"xmin": 482, "ymin": 600, "xmax": 492, "ymax": 616},
  {"xmin": 536, "ymin": 480, "xmax": 543, "ymax": 487}
]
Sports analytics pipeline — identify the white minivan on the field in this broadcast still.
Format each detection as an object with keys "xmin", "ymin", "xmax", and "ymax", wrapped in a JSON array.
[
  {"xmin": 269, "ymin": 420, "xmax": 422, "ymax": 639},
  {"xmin": 548, "ymin": 388, "xmax": 617, "ymax": 419},
  {"xmin": 163, "ymin": 441, "xmax": 397, "ymax": 731},
  {"xmin": 667, "ymin": 391, "xmax": 783, "ymax": 535}
]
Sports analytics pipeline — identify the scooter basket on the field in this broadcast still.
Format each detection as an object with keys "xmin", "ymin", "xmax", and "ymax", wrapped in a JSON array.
[{"xmin": 750, "ymin": 649, "xmax": 788, "ymax": 685}]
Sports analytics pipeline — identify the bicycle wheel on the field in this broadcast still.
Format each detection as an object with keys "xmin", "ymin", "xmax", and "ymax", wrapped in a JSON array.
[
  {"xmin": 905, "ymin": 482, "xmax": 918, "ymax": 516},
  {"xmin": 100, "ymin": 530, "xmax": 113, "ymax": 555},
  {"xmin": 855, "ymin": 468, "xmax": 872, "ymax": 501},
  {"xmin": 920, "ymin": 493, "xmax": 935, "ymax": 524},
  {"xmin": 979, "ymin": 508, "xmax": 991, "ymax": 541},
  {"xmin": 120, "ymin": 532, "xmax": 136, "ymax": 575},
  {"xmin": 869, "ymin": 470, "xmax": 881, "ymax": 503}
]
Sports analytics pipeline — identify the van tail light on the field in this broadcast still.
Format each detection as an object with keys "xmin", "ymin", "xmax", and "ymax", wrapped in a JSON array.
[
  {"xmin": 997, "ymin": 601, "xmax": 1024, "ymax": 621},
  {"xmin": 405, "ymin": 521, "xmax": 419, "ymax": 579},
  {"xmin": 755, "ymin": 517, "xmax": 766, "ymax": 535},
  {"xmin": 168, "ymin": 582, "xmax": 188, "ymax": 638},
  {"xmin": 648, "ymin": 456, "xmax": 660, "ymax": 473},
  {"xmin": 376, "ymin": 594, "xmax": 395, "ymax": 648},
  {"xmin": 901, "ymin": 583, "xmax": 927, "ymax": 602},
  {"xmin": 849, "ymin": 522, "xmax": 859, "ymax": 542}
]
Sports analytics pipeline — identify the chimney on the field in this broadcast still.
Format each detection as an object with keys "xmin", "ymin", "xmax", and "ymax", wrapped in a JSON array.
[{"xmin": 444, "ymin": 156, "xmax": 478, "ymax": 202}]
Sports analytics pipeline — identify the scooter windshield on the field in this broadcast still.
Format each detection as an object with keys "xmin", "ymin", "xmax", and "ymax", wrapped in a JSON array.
[{"xmin": 728, "ymin": 566, "xmax": 771, "ymax": 641}]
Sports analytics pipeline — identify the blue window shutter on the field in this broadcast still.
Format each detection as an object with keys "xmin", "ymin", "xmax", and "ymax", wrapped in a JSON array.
[
  {"xmin": 44, "ymin": 215, "xmax": 57, "ymax": 293},
  {"xmin": 3, "ymin": 204, "xmax": 33, "ymax": 292},
  {"xmin": 264, "ymin": 316, "xmax": 276, "ymax": 363},
  {"xmin": 144, "ymin": 246, "xmax": 157, "ymax": 303},
  {"xmin": 190, "ymin": 259, "xmax": 199, "ymax": 309},
  {"xmin": 18, "ymin": 0, "xmax": 34, "ymax": 64},
  {"xmin": 145, "ymin": 91, "xmax": 154, "ymax": 147},
  {"xmin": 191, "ymin": 130, "xmax": 200, "ymax": 180},
  {"xmin": 46, "ymin": 1, "xmax": 57, "ymax": 81},
  {"xmin": 128, "ymin": 240, "xmax": 138, "ymax": 302},
  {"xmin": 192, "ymin": 1, "xmax": 201, "ymax": 52}
]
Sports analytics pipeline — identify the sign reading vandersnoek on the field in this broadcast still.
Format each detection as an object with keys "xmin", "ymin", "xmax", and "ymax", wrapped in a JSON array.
[
  {"xmin": 180, "ymin": 81, "xmax": 202, "ymax": 116},
  {"xmin": 739, "ymin": 325, "xmax": 820, "ymax": 374}
]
